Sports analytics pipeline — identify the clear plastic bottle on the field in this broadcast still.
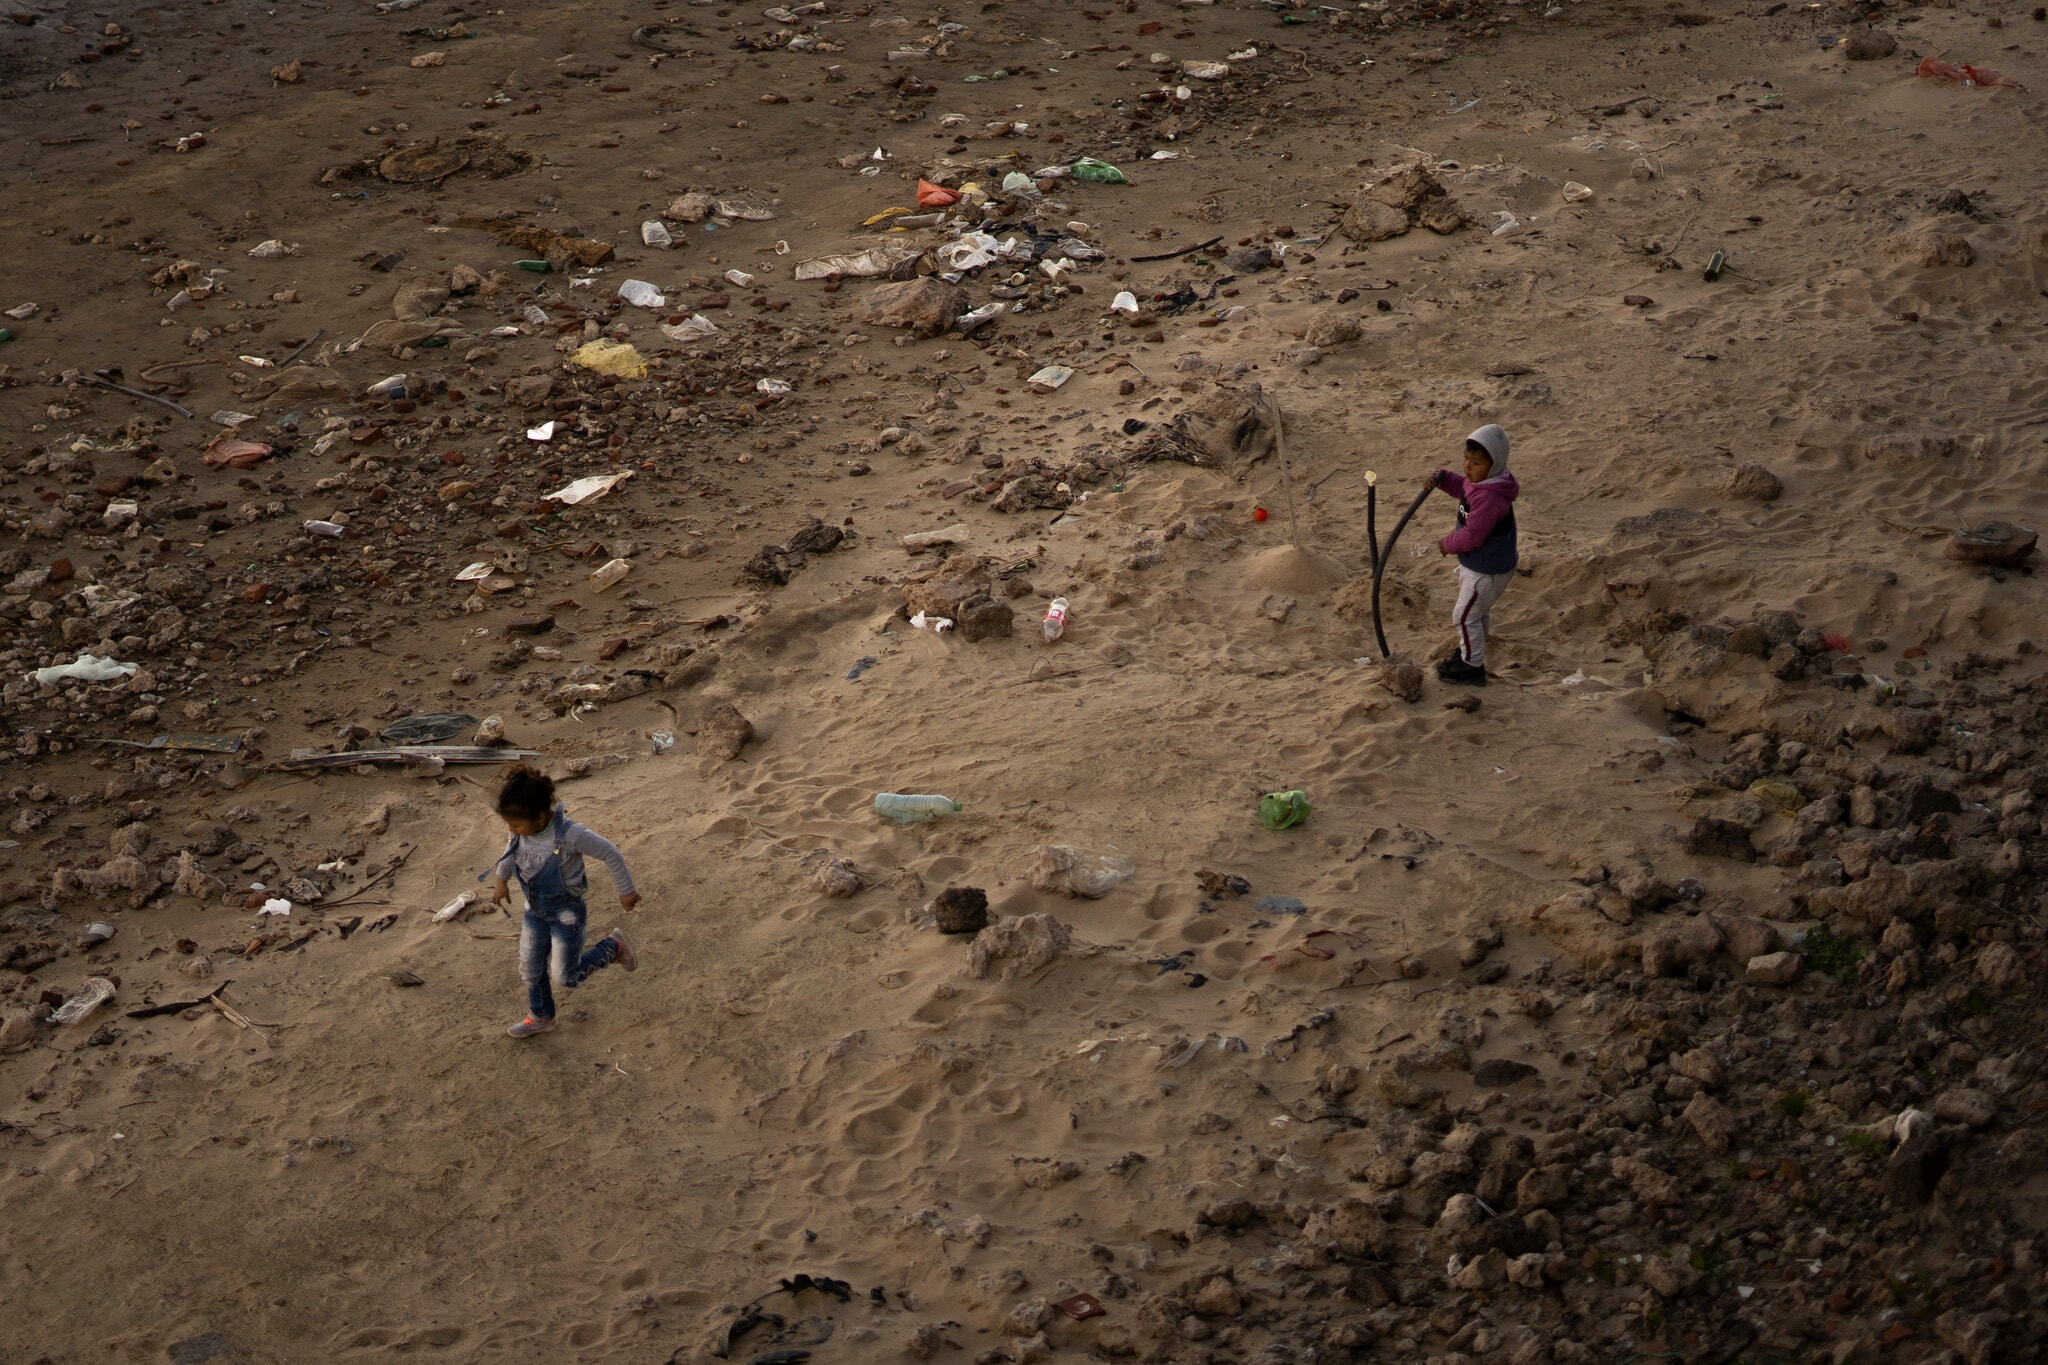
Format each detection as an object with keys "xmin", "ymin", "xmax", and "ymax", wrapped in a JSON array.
[
  {"xmin": 588, "ymin": 558, "xmax": 632, "ymax": 592},
  {"xmin": 874, "ymin": 793, "xmax": 963, "ymax": 824},
  {"xmin": 1041, "ymin": 597, "xmax": 1070, "ymax": 643},
  {"xmin": 366, "ymin": 374, "xmax": 408, "ymax": 399}
]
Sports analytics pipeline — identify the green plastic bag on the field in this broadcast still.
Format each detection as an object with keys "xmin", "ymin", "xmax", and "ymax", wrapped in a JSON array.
[
  {"xmin": 1070, "ymin": 158, "xmax": 1130, "ymax": 185},
  {"xmin": 1259, "ymin": 790, "xmax": 1312, "ymax": 830}
]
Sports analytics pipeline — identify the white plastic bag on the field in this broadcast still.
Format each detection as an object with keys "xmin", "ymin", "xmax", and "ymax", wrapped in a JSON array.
[
  {"xmin": 545, "ymin": 471, "xmax": 634, "ymax": 505},
  {"xmin": 618, "ymin": 279, "xmax": 667, "ymax": 308},
  {"xmin": 32, "ymin": 654, "xmax": 140, "ymax": 686}
]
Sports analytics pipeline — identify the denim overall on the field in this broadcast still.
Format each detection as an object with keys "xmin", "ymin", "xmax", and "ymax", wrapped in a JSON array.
[{"xmin": 496, "ymin": 807, "xmax": 617, "ymax": 1020}]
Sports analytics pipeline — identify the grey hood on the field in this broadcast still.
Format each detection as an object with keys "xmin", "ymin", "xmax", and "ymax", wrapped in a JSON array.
[{"xmin": 1466, "ymin": 424, "xmax": 1511, "ymax": 480}]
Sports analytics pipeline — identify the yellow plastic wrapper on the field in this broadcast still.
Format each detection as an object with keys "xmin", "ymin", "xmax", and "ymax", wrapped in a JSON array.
[
  {"xmin": 862, "ymin": 206, "xmax": 913, "ymax": 227},
  {"xmin": 1746, "ymin": 778, "xmax": 1805, "ymax": 816},
  {"xmin": 572, "ymin": 340, "xmax": 648, "ymax": 379}
]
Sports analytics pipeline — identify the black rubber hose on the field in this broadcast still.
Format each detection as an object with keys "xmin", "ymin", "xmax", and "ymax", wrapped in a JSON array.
[
  {"xmin": 1365, "ymin": 481, "xmax": 1379, "ymax": 580},
  {"xmin": 1371, "ymin": 483, "xmax": 1435, "ymax": 661}
]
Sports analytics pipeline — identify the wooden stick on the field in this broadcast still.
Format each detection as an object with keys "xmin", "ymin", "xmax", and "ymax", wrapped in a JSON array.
[
  {"xmin": 1264, "ymin": 394, "xmax": 1304, "ymax": 551},
  {"xmin": 85, "ymin": 375, "xmax": 193, "ymax": 418}
]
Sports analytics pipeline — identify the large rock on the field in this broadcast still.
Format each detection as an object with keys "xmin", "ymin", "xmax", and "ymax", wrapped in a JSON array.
[
  {"xmin": 931, "ymin": 886, "xmax": 989, "ymax": 934},
  {"xmin": 1891, "ymin": 228, "xmax": 1974, "ymax": 267},
  {"xmin": 905, "ymin": 553, "xmax": 992, "ymax": 619},
  {"xmin": 1303, "ymin": 310, "xmax": 1363, "ymax": 348},
  {"xmin": 1683, "ymin": 1091, "xmax": 1737, "ymax": 1154},
  {"xmin": 1685, "ymin": 816, "xmax": 1755, "ymax": 861},
  {"xmin": 1713, "ymin": 914, "xmax": 1779, "ymax": 964},
  {"xmin": 1341, "ymin": 199, "xmax": 1410, "ymax": 243},
  {"xmin": 1842, "ymin": 26, "xmax": 1898, "ymax": 59},
  {"xmin": 967, "ymin": 913, "xmax": 1071, "ymax": 981},
  {"xmin": 955, "ymin": 597, "xmax": 1014, "ymax": 643},
  {"xmin": 697, "ymin": 702, "xmax": 755, "ymax": 761},
  {"xmin": 1515, "ymin": 1164, "xmax": 1570, "ymax": 1210},
  {"xmin": 1726, "ymin": 462, "xmax": 1783, "ymax": 501},
  {"xmin": 1746, "ymin": 950, "xmax": 1803, "ymax": 986},
  {"xmin": 864, "ymin": 277, "xmax": 970, "ymax": 338},
  {"xmin": 1932, "ymin": 1087, "xmax": 1997, "ymax": 1129},
  {"xmin": 1365, "ymin": 166, "xmax": 1448, "ymax": 214},
  {"xmin": 1417, "ymin": 199, "xmax": 1469, "ymax": 235},
  {"xmin": 1947, "ymin": 520, "xmax": 2037, "ymax": 567}
]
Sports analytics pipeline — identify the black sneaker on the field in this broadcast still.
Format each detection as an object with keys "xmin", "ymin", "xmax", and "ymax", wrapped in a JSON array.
[{"xmin": 1438, "ymin": 658, "xmax": 1488, "ymax": 686}]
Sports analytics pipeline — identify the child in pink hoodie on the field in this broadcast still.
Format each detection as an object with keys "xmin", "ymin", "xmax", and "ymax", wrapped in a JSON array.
[{"xmin": 1421, "ymin": 424, "xmax": 1519, "ymax": 685}]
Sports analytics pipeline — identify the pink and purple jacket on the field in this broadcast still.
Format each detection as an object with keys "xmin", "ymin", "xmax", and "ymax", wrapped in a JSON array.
[{"xmin": 1432, "ymin": 424, "xmax": 1520, "ymax": 575}]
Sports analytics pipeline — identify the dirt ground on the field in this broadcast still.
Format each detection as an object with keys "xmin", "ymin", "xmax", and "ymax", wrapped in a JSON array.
[{"xmin": 5, "ymin": 0, "xmax": 2048, "ymax": 1361}]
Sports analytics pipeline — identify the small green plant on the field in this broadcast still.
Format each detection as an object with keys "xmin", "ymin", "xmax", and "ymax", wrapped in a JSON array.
[
  {"xmin": 1845, "ymin": 1131, "xmax": 1876, "ymax": 1151},
  {"xmin": 1691, "ymin": 1241, "xmax": 1727, "ymax": 1276},
  {"xmin": 1778, "ymin": 1088, "xmax": 1810, "ymax": 1119},
  {"xmin": 1802, "ymin": 924, "xmax": 1865, "ymax": 983}
]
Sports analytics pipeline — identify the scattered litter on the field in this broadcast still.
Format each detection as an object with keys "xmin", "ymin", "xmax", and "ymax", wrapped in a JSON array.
[
  {"xmin": 661, "ymin": 315, "xmax": 722, "ymax": 341},
  {"xmin": 641, "ymin": 220, "xmax": 674, "ymax": 249},
  {"xmin": 875, "ymin": 792, "xmax": 963, "ymax": 823},
  {"xmin": 845, "ymin": 655, "xmax": 880, "ymax": 680},
  {"xmin": 1915, "ymin": 55, "xmax": 2022, "ymax": 88},
  {"xmin": 432, "ymin": 890, "xmax": 478, "ymax": 923},
  {"xmin": 32, "ymin": 654, "xmax": 140, "ymax": 686},
  {"xmin": 247, "ymin": 239, "xmax": 299, "ymax": 258},
  {"xmin": 1070, "ymin": 157, "xmax": 1130, "ymax": 185},
  {"xmin": 526, "ymin": 421, "xmax": 557, "ymax": 441},
  {"xmin": 381, "ymin": 713, "xmax": 478, "ymax": 743},
  {"xmin": 1027, "ymin": 365, "xmax": 1075, "ymax": 391},
  {"xmin": 617, "ymin": 279, "xmax": 667, "ymax": 308},
  {"xmin": 48, "ymin": 977, "xmax": 117, "ymax": 1027},
  {"xmin": 572, "ymin": 340, "xmax": 649, "ymax": 379},
  {"xmin": 589, "ymin": 558, "xmax": 633, "ymax": 592},
  {"xmin": 545, "ymin": 471, "xmax": 634, "ymax": 505},
  {"xmin": 793, "ymin": 246, "xmax": 922, "ymax": 280},
  {"xmin": 724, "ymin": 268, "xmax": 756, "ymax": 288},
  {"xmin": 304, "ymin": 520, "xmax": 347, "ymax": 538},
  {"xmin": 1112, "ymin": 291, "xmax": 1140, "ymax": 314},
  {"xmin": 1027, "ymin": 845, "xmax": 1135, "ymax": 898},
  {"xmin": 258, "ymin": 898, "xmax": 292, "ymax": 916},
  {"xmin": 1183, "ymin": 59, "xmax": 1232, "ymax": 80},
  {"xmin": 271, "ymin": 746, "xmax": 540, "ymax": 771},
  {"xmin": 1256, "ymin": 895, "xmax": 1309, "ymax": 915},
  {"xmin": 756, "ymin": 377, "xmax": 793, "ymax": 395},
  {"xmin": 909, "ymin": 610, "xmax": 955, "ymax": 632},
  {"xmin": 1258, "ymin": 790, "xmax": 1312, "ymax": 830},
  {"xmin": 1560, "ymin": 181, "xmax": 1593, "ymax": 203}
]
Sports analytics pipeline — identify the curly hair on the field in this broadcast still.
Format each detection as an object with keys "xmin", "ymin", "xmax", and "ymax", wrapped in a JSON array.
[{"xmin": 496, "ymin": 765, "xmax": 556, "ymax": 822}]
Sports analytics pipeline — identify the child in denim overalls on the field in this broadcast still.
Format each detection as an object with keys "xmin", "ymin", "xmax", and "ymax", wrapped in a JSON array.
[{"xmin": 488, "ymin": 766, "xmax": 641, "ymax": 1038}]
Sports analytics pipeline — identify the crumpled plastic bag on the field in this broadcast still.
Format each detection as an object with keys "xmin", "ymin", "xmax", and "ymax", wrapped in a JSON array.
[
  {"xmin": 1915, "ymin": 55, "xmax": 2021, "ymax": 88},
  {"xmin": 33, "ymin": 654, "xmax": 140, "ymax": 686},
  {"xmin": 1258, "ymin": 790, "xmax": 1312, "ymax": 830},
  {"xmin": 545, "ymin": 471, "xmax": 633, "ymax": 505},
  {"xmin": 661, "ymin": 315, "xmax": 721, "ymax": 342},
  {"xmin": 572, "ymin": 340, "xmax": 648, "ymax": 379},
  {"xmin": 793, "ymin": 246, "xmax": 923, "ymax": 281},
  {"xmin": 1070, "ymin": 158, "xmax": 1130, "ymax": 185},
  {"xmin": 1027, "ymin": 845, "xmax": 1134, "ymax": 898}
]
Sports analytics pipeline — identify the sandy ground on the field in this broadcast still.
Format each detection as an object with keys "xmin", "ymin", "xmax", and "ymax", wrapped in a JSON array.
[{"xmin": 5, "ymin": 0, "xmax": 2048, "ymax": 1360}]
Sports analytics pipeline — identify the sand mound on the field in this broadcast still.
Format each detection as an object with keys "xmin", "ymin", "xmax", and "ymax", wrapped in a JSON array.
[{"xmin": 1246, "ymin": 543, "xmax": 1349, "ymax": 594}]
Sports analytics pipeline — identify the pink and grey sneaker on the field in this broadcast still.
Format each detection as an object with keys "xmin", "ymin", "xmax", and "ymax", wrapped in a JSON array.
[
  {"xmin": 507, "ymin": 1015, "xmax": 557, "ymax": 1038},
  {"xmin": 607, "ymin": 928, "xmax": 637, "ymax": 973}
]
